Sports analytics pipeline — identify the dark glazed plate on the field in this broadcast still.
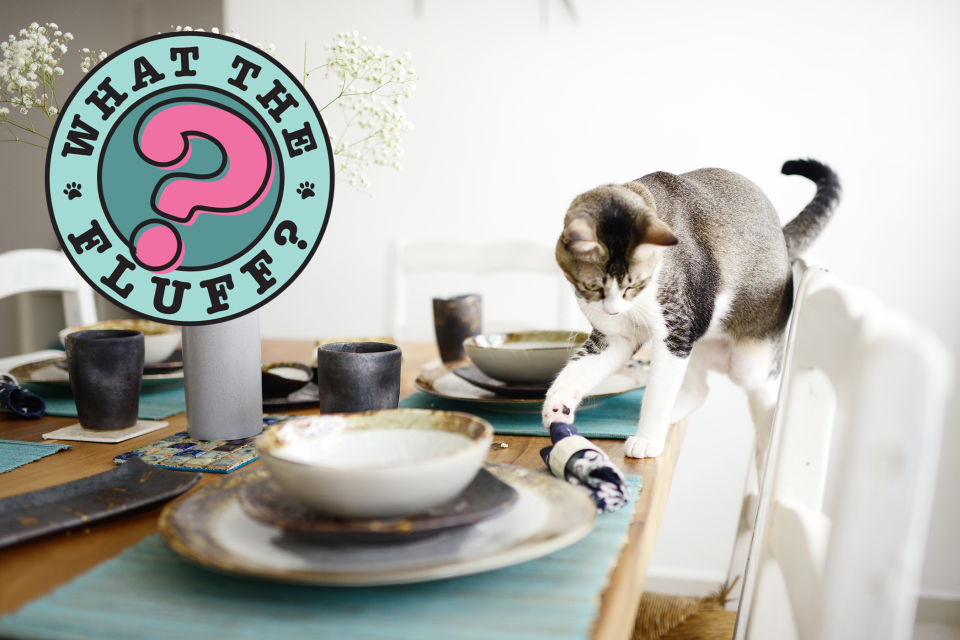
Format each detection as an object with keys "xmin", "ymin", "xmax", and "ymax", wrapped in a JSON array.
[
  {"xmin": 262, "ymin": 382, "xmax": 320, "ymax": 407},
  {"xmin": 453, "ymin": 365, "xmax": 549, "ymax": 399},
  {"xmin": 261, "ymin": 362, "xmax": 314, "ymax": 399},
  {"xmin": 53, "ymin": 349, "xmax": 184, "ymax": 375},
  {"xmin": 0, "ymin": 458, "xmax": 200, "ymax": 549},
  {"xmin": 142, "ymin": 349, "xmax": 184, "ymax": 375},
  {"xmin": 238, "ymin": 467, "xmax": 518, "ymax": 543}
]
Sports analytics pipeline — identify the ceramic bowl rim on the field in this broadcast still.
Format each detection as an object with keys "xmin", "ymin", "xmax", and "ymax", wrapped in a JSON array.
[
  {"xmin": 59, "ymin": 320, "xmax": 181, "ymax": 340},
  {"xmin": 256, "ymin": 408, "xmax": 493, "ymax": 473},
  {"xmin": 463, "ymin": 330, "xmax": 588, "ymax": 352},
  {"xmin": 317, "ymin": 341, "xmax": 399, "ymax": 356}
]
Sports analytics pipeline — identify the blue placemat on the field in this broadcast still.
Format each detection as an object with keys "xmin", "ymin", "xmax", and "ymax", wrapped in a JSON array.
[
  {"xmin": 0, "ymin": 474, "xmax": 641, "ymax": 640},
  {"xmin": 0, "ymin": 439, "xmax": 70, "ymax": 474},
  {"xmin": 36, "ymin": 386, "xmax": 187, "ymax": 421},
  {"xmin": 400, "ymin": 388, "xmax": 645, "ymax": 439}
]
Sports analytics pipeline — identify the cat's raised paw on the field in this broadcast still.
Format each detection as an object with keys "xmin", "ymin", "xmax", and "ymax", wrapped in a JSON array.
[
  {"xmin": 624, "ymin": 435, "xmax": 665, "ymax": 458},
  {"xmin": 542, "ymin": 392, "xmax": 579, "ymax": 429}
]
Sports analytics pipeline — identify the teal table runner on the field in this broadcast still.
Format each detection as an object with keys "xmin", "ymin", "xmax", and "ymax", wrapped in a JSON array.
[
  {"xmin": 36, "ymin": 386, "xmax": 187, "ymax": 421},
  {"xmin": 0, "ymin": 440, "xmax": 70, "ymax": 474},
  {"xmin": 400, "ymin": 388, "xmax": 644, "ymax": 439},
  {"xmin": 0, "ymin": 475, "xmax": 642, "ymax": 640}
]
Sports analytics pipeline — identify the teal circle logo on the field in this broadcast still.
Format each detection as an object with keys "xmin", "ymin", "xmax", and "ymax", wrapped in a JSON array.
[{"xmin": 46, "ymin": 32, "xmax": 334, "ymax": 325}]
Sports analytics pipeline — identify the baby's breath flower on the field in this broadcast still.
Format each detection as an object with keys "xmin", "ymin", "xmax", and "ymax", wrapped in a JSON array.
[
  {"xmin": 0, "ymin": 21, "xmax": 103, "ymax": 148},
  {"xmin": 303, "ymin": 29, "xmax": 417, "ymax": 196}
]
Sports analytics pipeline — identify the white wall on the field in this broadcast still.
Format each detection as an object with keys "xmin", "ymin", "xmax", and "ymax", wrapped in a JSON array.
[{"xmin": 230, "ymin": 0, "xmax": 960, "ymax": 597}]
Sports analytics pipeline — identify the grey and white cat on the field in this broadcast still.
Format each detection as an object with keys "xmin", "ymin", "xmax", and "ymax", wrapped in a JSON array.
[{"xmin": 543, "ymin": 159, "xmax": 840, "ymax": 463}]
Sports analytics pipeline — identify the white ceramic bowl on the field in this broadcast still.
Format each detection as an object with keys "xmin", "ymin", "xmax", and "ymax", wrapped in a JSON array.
[
  {"xmin": 256, "ymin": 409, "xmax": 494, "ymax": 519},
  {"xmin": 463, "ymin": 331, "xmax": 587, "ymax": 385},
  {"xmin": 59, "ymin": 319, "xmax": 181, "ymax": 364}
]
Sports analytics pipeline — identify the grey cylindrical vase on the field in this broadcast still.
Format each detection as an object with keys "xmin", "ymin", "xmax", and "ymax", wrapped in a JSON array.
[{"xmin": 182, "ymin": 312, "xmax": 262, "ymax": 440}]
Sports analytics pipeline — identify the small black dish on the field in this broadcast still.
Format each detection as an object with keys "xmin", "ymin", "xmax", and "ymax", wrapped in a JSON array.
[
  {"xmin": 238, "ymin": 467, "xmax": 519, "ymax": 544},
  {"xmin": 261, "ymin": 362, "xmax": 314, "ymax": 399},
  {"xmin": 453, "ymin": 365, "xmax": 550, "ymax": 399}
]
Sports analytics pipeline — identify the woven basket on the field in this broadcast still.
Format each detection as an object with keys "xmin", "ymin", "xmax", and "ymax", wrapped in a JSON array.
[{"xmin": 632, "ymin": 581, "xmax": 737, "ymax": 640}]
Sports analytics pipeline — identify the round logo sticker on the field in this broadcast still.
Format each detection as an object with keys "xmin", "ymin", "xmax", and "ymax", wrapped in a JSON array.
[{"xmin": 46, "ymin": 32, "xmax": 334, "ymax": 325}]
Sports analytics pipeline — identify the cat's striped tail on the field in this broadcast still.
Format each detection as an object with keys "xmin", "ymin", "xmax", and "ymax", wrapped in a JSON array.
[{"xmin": 781, "ymin": 158, "xmax": 841, "ymax": 262}]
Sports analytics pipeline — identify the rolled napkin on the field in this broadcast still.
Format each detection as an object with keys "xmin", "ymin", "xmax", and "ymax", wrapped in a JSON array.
[
  {"xmin": 0, "ymin": 376, "xmax": 46, "ymax": 420},
  {"xmin": 540, "ymin": 421, "xmax": 629, "ymax": 513}
]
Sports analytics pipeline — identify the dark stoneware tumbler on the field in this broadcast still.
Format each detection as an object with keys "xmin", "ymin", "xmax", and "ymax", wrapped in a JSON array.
[
  {"xmin": 65, "ymin": 330, "xmax": 144, "ymax": 430},
  {"xmin": 316, "ymin": 342, "xmax": 402, "ymax": 413},
  {"xmin": 433, "ymin": 294, "xmax": 482, "ymax": 363}
]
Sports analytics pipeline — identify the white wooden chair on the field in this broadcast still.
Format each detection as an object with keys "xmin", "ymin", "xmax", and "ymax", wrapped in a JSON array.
[
  {"xmin": 0, "ymin": 249, "xmax": 98, "ymax": 358},
  {"xmin": 730, "ymin": 265, "xmax": 952, "ymax": 640},
  {"xmin": 389, "ymin": 239, "xmax": 581, "ymax": 341}
]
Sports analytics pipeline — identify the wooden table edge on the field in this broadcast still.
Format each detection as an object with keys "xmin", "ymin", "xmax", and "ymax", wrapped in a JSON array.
[{"xmin": 591, "ymin": 418, "xmax": 689, "ymax": 640}]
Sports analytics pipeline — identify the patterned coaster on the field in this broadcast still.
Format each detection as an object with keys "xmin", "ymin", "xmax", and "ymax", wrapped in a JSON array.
[
  {"xmin": 43, "ymin": 420, "xmax": 169, "ymax": 444},
  {"xmin": 113, "ymin": 414, "xmax": 303, "ymax": 474}
]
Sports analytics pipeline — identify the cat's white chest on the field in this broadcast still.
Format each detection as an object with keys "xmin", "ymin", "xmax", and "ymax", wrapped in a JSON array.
[{"xmin": 578, "ymin": 287, "xmax": 662, "ymax": 344}]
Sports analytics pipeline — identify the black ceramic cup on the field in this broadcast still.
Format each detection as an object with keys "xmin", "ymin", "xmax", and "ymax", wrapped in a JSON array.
[
  {"xmin": 64, "ymin": 330, "xmax": 144, "ymax": 430},
  {"xmin": 433, "ymin": 294, "xmax": 482, "ymax": 363},
  {"xmin": 316, "ymin": 342, "xmax": 402, "ymax": 413}
]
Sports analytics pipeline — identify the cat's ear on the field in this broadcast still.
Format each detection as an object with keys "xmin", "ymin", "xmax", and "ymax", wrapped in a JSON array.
[
  {"xmin": 562, "ymin": 218, "xmax": 605, "ymax": 260},
  {"xmin": 640, "ymin": 217, "xmax": 679, "ymax": 247}
]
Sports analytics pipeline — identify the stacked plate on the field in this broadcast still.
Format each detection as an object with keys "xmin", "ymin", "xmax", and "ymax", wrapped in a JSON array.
[
  {"xmin": 160, "ymin": 463, "xmax": 596, "ymax": 585},
  {"xmin": 12, "ymin": 352, "xmax": 184, "ymax": 394},
  {"xmin": 414, "ymin": 331, "xmax": 648, "ymax": 414},
  {"xmin": 160, "ymin": 410, "xmax": 597, "ymax": 586}
]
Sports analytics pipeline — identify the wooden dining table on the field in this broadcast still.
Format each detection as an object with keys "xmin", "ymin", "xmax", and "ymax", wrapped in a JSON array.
[{"xmin": 0, "ymin": 339, "xmax": 687, "ymax": 640}]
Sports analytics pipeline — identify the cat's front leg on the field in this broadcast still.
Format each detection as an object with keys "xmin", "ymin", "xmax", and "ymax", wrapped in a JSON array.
[
  {"xmin": 543, "ymin": 331, "xmax": 637, "ymax": 429},
  {"xmin": 624, "ymin": 338, "xmax": 690, "ymax": 458}
]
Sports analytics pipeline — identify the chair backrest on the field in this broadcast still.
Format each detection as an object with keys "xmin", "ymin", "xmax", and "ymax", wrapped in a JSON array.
[
  {"xmin": 735, "ymin": 265, "xmax": 952, "ymax": 640},
  {"xmin": 390, "ymin": 239, "xmax": 579, "ymax": 341},
  {"xmin": 0, "ymin": 249, "xmax": 98, "ymax": 328}
]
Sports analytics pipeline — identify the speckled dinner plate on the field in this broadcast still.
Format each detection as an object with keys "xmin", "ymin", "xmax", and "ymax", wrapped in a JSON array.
[
  {"xmin": 414, "ymin": 363, "xmax": 648, "ymax": 414},
  {"xmin": 158, "ymin": 463, "xmax": 596, "ymax": 586}
]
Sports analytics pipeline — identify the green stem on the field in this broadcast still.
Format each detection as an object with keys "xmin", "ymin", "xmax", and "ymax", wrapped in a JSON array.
[{"xmin": 318, "ymin": 75, "xmax": 348, "ymax": 112}]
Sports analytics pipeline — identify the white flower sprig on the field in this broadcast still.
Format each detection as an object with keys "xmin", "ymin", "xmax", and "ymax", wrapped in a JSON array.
[
  {"xmin": 79, "ymin": 47, "xmax": 107, "ymax": 74},
  {"xmin": 303, "ymin": 30, "xmax": 417, "ymax": 196},
  {"xmin": 1, "ymin": 23, "xmax": 417, "ymax": 198},
  {"xmin": 0, "ymin": 22, "xmax": 81, "ymax": 149}
]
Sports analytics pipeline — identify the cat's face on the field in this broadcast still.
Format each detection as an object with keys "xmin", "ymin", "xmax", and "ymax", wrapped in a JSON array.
[{"xmin": 556, "ymin": 185, "xmax": 678, "ymax": 316}]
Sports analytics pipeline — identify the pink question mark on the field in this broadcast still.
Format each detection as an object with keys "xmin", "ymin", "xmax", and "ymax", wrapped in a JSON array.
[{"xmin": 133, "ymin": 103, "xmax": 275, "ymax": 272}]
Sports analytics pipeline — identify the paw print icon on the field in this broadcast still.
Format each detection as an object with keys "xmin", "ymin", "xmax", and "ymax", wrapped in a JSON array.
[
  {"xmin": 63, "ymin": 182, "xmax": 82, "ymax": 200},
  {"xmin": 296, "ymin": 182, "xmax": 315, "ymax": 200}
]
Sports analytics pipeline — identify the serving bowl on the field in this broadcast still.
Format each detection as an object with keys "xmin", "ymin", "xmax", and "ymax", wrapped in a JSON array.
[
  {"xmin": 463, "ymin": 331, "xmax": 587, "ymax": 384},
  {"xmin": 60, "ymin": 319, "xmax": 181, "ymax": 365},
  {"xmin": 261, "ymin": 362, "xmax": 313, "ymax": 399},
  {"xmin": 256, "ymin": 409, "xmax": 494, "ymax": 519}
]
